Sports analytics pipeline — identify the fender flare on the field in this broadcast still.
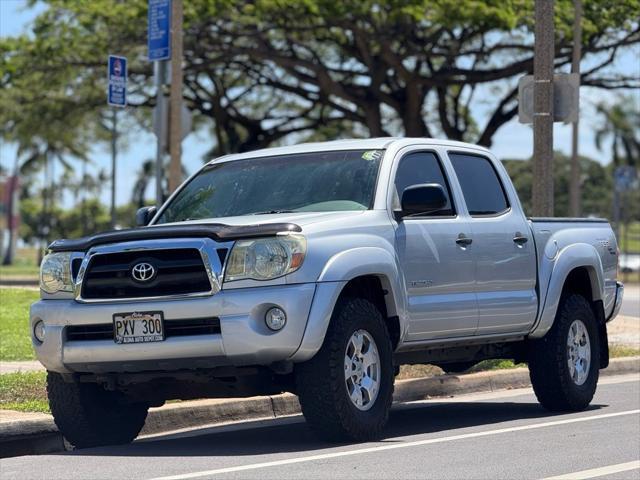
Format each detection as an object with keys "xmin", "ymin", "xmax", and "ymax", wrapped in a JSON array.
[
  {"xmin": 529, "ymin": 243, "xmax": 604, "ymax": 339},
  {"xmin": 289, "ymin": 247, "xmax": 408, "ymax": 362}
]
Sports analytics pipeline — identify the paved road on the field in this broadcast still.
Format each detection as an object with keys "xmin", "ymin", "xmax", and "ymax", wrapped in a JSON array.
[{"xmin": 2, "ymin": 374, "xmax": 639, "ymax": 480}]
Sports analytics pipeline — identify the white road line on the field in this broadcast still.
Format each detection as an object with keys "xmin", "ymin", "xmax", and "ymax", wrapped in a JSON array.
[
  {"xmin": 144, "ymin": 374, "xmax": 640, "ymax": 443},
  {"xmin": 150, "ymin": 409, "xmax": 640, "ymax": 480},
  {"xmin": 543, "ymin": 460, "xmax": 640, "ymax": 479}
]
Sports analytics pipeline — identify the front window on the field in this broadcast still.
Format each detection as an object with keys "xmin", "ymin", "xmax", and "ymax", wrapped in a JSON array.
[{"xmin": 156, "ymin": 149, "xmax": 383, "ymax": 223}]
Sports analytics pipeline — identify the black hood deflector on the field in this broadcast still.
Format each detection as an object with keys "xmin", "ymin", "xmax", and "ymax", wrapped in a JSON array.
[{"xmin": 48, "ymin": 223, "xmax": 302, "ymax": 253}]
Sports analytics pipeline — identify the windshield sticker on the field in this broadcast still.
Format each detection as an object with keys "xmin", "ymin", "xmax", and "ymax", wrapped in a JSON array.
[{"xmin": 362, "ymin": 150, "xmax": 382, "ymax": 161}]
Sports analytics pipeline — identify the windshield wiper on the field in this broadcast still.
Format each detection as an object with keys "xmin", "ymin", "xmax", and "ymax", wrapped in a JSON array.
[{"xmin": 250, "ymin": 210, "xmax": 296, "ymax": 215}]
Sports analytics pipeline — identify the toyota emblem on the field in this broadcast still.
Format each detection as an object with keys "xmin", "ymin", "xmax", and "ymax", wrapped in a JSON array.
[{"xmin": 131, "ymin": 262, "xmax": 156, "ymax": 282}]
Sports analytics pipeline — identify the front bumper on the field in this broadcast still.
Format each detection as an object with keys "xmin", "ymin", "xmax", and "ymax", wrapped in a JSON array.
[{"xmin": 30, "ymin": 283, "xmax": 318, "ymax": 374}]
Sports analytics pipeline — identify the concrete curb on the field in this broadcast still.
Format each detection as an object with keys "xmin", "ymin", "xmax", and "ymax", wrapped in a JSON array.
[{"xmin": 2, "ymin": 356, "xmax": 638, "ymax": 458}]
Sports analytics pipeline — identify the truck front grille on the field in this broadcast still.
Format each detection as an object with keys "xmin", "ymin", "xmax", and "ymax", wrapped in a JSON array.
[
  {"xmin": 81, "ymin": 248, "xmax": 211, "ymax": 300},
  {"xmin": 66, "ymin": 317, "xmax": 221, "ymax": 341}
]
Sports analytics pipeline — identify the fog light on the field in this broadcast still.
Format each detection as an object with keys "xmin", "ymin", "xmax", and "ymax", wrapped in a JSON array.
[
  {"xmin": 265, "ymin": 307, "xmax": 286, "ymax": 331},
  {"xmin": 34, "ymin": 320, "xmax": 46, "ymax": 343}
]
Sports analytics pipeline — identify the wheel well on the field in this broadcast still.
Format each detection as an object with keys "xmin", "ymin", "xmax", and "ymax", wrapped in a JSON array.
[
  {"xmin": 339, "ymin": 275, "xmax": 400, "ymax": 350},
  {"xmin": 562, "ymin": 267, "xmax": 595, "ymax": 302}
]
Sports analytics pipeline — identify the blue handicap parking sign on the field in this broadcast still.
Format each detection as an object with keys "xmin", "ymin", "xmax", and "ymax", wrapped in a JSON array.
[{"xmin": 108, "ymin": 55, "xmax": 127, "ymax": 107}]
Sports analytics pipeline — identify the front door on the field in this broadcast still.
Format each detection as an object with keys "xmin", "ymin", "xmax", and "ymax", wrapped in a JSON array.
[
  {"xmin": 393, "ymin": 150, "xmax": 478, "ymax": 341},
  {"xmin": 447, "ymin": 151, "xmax": 538, "ymax": 335}
]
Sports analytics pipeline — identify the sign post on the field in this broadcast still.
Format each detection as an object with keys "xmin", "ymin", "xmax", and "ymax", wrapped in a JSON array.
[
  {"xmin": 107, "ymin": 55, "xmax": 127, "ymax": 228},
  {"xmin": 148, "ymin": 0, "xmax": 171, "ymax": 206}
]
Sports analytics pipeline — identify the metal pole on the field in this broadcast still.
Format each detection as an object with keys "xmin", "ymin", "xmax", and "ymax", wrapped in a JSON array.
[
  {"xmin": 569, "ymin": 0, "xmax": 582, "ymax": 217},
  {"xmin": 532, "ymin": 0, "xmax": 555, "ymax": 217},
  {"xmin": 155, "ymin": 61, "xmax": 167, "ymax": 206},
  {"xmin": 110, "ymin": 108, "xmax": 118, "ymax": 229},
  {"xmin": 168, "ymin": 0, "xmax": 183, "ymax": 193}
]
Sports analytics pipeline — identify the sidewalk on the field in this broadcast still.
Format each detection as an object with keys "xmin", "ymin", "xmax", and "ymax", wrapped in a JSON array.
[{"xmin": 0, "ymin": 361, "xmax": 43, "ymax": 375}]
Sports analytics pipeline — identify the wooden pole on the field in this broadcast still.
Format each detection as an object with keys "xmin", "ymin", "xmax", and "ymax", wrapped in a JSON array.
[
  {"xmin": 168, "ymin": 0, "xmax": 183, "ymax": 194},
  {"xmin": 569, "ymin": 0, "xmax": 582, "ymax": 217},
  {"xmin": 532, "ymin": 0, "xmax": 555, "ymax": 217}
]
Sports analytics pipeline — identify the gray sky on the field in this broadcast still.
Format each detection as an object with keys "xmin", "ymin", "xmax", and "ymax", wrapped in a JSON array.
[{"xmin": 1, "ymin": 0, "xmax": 638, "ymax": 209}]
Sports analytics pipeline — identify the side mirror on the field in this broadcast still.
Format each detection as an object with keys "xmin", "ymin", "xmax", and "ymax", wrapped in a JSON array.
[
  {"xmin": 136, "ymin": 206, "xmax": 157, "ymax": 227},
  {"xmin": 399, "ymin": 183, "xmax": 448, "ymax": 218}
]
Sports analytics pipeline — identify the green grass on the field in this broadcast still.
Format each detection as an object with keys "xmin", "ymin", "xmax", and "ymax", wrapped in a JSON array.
[
  {"xmin": 0, "ymin": 263, "xmax": 40, "ymax": 278},
  {"xmin": 0, "ymin": 248, "xmax": 40, "ymax": 279},
  {"xmin": 610, "ymin": 344, "xmax": 640, "ymax": 358},
  {"xmin": 619, "ymin": 222, "xmax": 640, "ymax": 254},
  {"xmin": 0, "ymin": 371, "xmax": 48, "ymax": 413},
  {"xmin": 0, "ymin": 288, "xmax": 39, "ymax": 361}
]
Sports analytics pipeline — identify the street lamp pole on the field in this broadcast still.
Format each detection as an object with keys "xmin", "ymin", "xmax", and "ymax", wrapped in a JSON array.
[{"xmin": 532, "ymin": 0, "xmax": 555, "ymax": 217}]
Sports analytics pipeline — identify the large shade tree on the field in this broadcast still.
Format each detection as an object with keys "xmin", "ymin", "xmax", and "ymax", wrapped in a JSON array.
[{"xmin": 1, "ymin": 0, "xmax": 638, "ymax": 156}]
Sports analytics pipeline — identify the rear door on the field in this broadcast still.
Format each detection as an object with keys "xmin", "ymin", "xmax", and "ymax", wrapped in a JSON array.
[
  {"xmin": 447, "ymin": 151, "xmax": 537, "ymax": 335},
  {"xmin": 391, "ymin": 148, "xmax": 478, "ymax": 341}
]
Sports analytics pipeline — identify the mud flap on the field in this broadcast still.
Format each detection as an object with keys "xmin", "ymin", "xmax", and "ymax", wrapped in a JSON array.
[{"xmin": 598, "ymin": 322, "xmax": 609, "ymax": 369}]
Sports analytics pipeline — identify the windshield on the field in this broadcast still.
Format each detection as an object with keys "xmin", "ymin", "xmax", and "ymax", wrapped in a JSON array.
[{"xmin": 156, "ymin": 149, "xmax": 384, "ymax": 223}]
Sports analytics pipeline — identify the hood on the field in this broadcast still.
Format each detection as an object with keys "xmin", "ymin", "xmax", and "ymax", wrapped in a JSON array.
[{"xmin": 160, "ymin": 210, "xmax": 366, "ymax": 229}]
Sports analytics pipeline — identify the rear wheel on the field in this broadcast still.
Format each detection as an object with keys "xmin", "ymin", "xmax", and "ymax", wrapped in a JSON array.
[
  {"xmin": 528, "ymin": 294, "xmax": 600, "ymax": 412},
  {"xmin": 295, "ymin": 297, "xmax": 394, "ymax": 441},
  {"xmin": 47, "ymin": 372, "xmax": 149, "ymax": 448}
]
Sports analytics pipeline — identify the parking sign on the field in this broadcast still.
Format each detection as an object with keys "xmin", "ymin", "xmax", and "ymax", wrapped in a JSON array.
[
  {"xmin": 107, "ymin": 55, "xmax": 127, "ymax": 107},
  {"xmin": 148, "ymin": 0, "xmax": 171, "ymax": 61}
]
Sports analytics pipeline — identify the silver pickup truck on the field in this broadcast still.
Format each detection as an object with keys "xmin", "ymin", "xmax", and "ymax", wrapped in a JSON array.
[{"xmin": 31, "ymin": 138, "xmax": 624, "ymax": 448}]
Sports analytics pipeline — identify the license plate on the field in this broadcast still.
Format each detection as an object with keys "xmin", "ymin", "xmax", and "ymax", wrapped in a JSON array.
[{"xmin": 113, "ymin": 311, "xmax": 164, "ymax": 344}]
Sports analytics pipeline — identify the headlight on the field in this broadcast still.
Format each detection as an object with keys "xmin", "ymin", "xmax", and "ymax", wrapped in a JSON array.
[
  {"xmin": 40, "ymin": 252, "xmax": 73, "ymax": 294},
  {"xmin": 224, "ymin": 235, "xmax": 306, "ymax": 282}
]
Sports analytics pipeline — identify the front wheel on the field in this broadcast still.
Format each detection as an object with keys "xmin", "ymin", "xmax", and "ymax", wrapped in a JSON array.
[
  {"xmin": 47, "ymin": 372, "xmax": 149, "ymax": 448},
  {"xmin": 528, "ymin": 294, "xmax": 600, "ymax": 412},
  {"xmin": 295, "ymin": 297, "xmax": 394, "ymax": 441}
]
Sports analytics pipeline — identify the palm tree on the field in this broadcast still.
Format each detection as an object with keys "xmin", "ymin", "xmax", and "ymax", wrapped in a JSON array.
[
  {"xmin": 131, "ymin": 159, "xmax": 157, "ymax": 208},
  {"xmin": 11, "ymin": 137, "xmax": 86, "ymax": 261},
  {"xmin": 594, "ymin": 96, "xmax": 640, "ymax": 248},
  {"xmin": 131, "ymin": 159, "xmax": 188, "ymax": 208},
  {"xmin": 594, "ymin": 97, "xmax": 640, "ymax": 168}
]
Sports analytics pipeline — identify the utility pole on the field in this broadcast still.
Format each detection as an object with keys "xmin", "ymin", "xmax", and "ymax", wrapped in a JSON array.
[
  {"xmin": 155, "ymin": 61, "xmax": 167, "ymax": 206},
  {"xmin": 532, "ymin": 0, "xmax": 555, "ymax": 217},
  {"xmin": 168, "ymin": 0, "xmax": 183, "ymax": 194},
  {"xmin": 569, "ymin": 0, "xmax": 582, "ymax": 217},
  {"xmin": 110, "ymin": 108, "xmax": 118, "ymax": 229}
]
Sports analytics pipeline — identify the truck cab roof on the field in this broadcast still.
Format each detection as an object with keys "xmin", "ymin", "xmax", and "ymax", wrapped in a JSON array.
[{"xmin": 206, "ymin": 137, "xmax": 491, "ymax": 165}]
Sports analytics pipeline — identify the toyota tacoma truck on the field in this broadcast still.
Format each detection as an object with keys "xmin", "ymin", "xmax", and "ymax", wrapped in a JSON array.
[{"xmin": 31, "ymin": 138, "xmax": 624, "ymax": 448}]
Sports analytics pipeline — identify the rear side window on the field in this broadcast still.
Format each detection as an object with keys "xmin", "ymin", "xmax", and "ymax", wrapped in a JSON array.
[
  {"xmin": 448, "ymin": 153, "xmax": 509, "ymax": 216},
  {"xmin": 394, "ymin": 151, "xmax": 455, "ymax": 216}
]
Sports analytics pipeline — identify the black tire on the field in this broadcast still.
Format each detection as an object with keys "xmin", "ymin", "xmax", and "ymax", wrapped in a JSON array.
[
  {"xmin": 47, "ymin": 372, "xmax": 149, "ymax": 448},
  {"xmin": 528, "ymin": 294, "xmax": 600, "ymax": 412},
  {"xmin": 295, "ymin": 297, "xmax": 394, "ymax": 442}
]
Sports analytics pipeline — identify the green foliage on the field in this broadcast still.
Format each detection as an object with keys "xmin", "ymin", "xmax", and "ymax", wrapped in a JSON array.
[
  {"xmin": 503, "ymin": 153, "xmax": 617, "ymax": 218},
  {"xmin": 0, "ymin": 371, "xmax": 49, "ymax": 413},
  {"xmin": 0, "ymin": 288, "xmax": 39, "ymax": 361},
  {"xmin": 19, "ymin": 198, "xmax": 140, "ymax": 243}
]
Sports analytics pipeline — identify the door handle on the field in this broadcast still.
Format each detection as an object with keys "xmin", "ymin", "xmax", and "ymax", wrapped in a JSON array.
[
  {"xmin": 456, "ymin": 234, "xmax": 473, "ymax": 246},
  {"xmin": 513, "ymin": 232, "xmax": 529, "ymax": 245}
]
